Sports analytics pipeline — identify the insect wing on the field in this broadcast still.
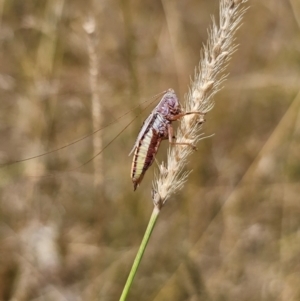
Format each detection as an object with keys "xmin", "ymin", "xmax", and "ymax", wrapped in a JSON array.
[
  {"xmin": 128, "ymin": 112, "xmax": 156, "ymax": 156},
  {"xmin": 128, "ymin": 92, "xmax": 169, "ymax": 156}
]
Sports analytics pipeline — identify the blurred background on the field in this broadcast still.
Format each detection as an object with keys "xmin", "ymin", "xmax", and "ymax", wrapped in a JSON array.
[{"xmin": 0, "ymin": 0, "xmax": 300, "ymax": 300}]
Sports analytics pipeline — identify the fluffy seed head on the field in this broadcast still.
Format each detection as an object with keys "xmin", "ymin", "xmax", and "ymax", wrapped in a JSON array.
[{"xmin": 152, "ymin": 0, "xmax": 249, "ymax": 208}]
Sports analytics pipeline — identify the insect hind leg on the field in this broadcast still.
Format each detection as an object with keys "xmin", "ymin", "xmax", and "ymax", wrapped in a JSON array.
[
  {"xmin": 167, "ymin": 111, "xmax": 206, "ymax": 122},
  {"xmin": 167, "ymin": 124, "xmax": 197, "ymax": 150}
]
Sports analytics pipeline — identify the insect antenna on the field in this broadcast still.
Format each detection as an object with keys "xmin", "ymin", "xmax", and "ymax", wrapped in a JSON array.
[
  {"xmin": 69, "ymin": 110, "xmax": 144, "ymax": 172},
  {"xmin": 27, "ymin": 93, "xmax": 159, "ymax": 179},
  {"xmin": 1, "ymin": 91, "xmax": 166, "ymax": 169}
]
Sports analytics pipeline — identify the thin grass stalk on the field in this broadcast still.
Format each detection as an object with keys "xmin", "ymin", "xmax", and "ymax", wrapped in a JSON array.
[
  {"xmin": 161, "ymin": 0, "xmax": 190, "ymax": 92},
  {"xmin": 0, "ymin": 0, "xmax": 5, "ymax": 29},
  {"xmin": 23, "ymin": 0, "xmax": 65, "ymax": 177},
  {"xmin": 83, "ymin": 17, "xmax": 103, "ymax": 188},
  {"xmin": 119, "ymin": 206, "xmax": 160, "ymax": 301},
  {"xmin": 11, "ymin": 1, "xmax": 65, "ymax": 298},
  {"xmin": 120, "ymin": 0, "xmax": 139, "ymax": 101}
]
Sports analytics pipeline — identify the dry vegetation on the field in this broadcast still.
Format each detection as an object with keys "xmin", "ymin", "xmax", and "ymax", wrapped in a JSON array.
[{"xmin": 0, "ymin": 0, "xmax": 300, "ymax": 300}]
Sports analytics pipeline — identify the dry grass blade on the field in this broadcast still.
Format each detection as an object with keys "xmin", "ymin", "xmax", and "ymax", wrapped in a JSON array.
[
  {"xmin": 152, "ymin": 0, "xmax": 249, "ymax": 207},
  {"xmin": 83, "ymin": 16, "xmax": 103, "ymax": 188}
]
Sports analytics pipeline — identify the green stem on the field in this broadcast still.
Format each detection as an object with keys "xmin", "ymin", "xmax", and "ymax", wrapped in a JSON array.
[{"xmin": 119, "ymin": 206, "xmax": 161, "ymax": 301}]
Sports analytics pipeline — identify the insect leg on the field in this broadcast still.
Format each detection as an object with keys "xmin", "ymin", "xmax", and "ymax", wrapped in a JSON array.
[
  {"xmin": 167, "ymin": 111, "xmax": 206, "ymax": 123},
  {"xmin": 167, "ymin": 124, "xmax": 197, "ymax": 150}
]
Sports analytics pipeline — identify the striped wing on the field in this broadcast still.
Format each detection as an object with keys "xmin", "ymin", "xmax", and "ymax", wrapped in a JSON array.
[
  {"xmin": 128, "ymin": 90, "xmax": 171, "ymax": 156},
  {"xmin": 128, "ymin": 112, "xmax": 156, "ymax": 156}
]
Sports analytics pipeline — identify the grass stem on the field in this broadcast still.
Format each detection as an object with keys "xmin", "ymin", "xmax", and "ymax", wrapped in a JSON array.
[{"xmin": 119, "ymin": 206, "xmax": 160, "ymax": 301}]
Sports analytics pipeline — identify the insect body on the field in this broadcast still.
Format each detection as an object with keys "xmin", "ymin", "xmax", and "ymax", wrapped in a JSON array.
[{"xmin": 129, "ymin": 89, "xmax": 201, "ymax": 191}]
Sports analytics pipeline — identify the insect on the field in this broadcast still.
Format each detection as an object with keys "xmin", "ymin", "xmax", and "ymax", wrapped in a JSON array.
[
  {"xmin": 129, "ymin": 88, "xmax": 204, "ymax": 191},
  {"xmin": 0, "ymin": 92, "xmax": 163, "ymax": 171},
  {"xmin": 2, "ymin": 89, "xmax": 203, "ymax": 191}
]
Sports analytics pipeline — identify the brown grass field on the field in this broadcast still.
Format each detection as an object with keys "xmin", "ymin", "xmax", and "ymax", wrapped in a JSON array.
[{"xmin": 0, "ymin": 0, "xmax": 300, "ymax": 300}]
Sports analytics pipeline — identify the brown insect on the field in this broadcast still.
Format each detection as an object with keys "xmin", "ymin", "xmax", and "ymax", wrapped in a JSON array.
[
  {"xmin": 129, "ymin": 88, "xmax": 203, "ymax": 191},
  {"xmin": 2, "ymin": 89, "xmax": 203, "ymax": 191}
]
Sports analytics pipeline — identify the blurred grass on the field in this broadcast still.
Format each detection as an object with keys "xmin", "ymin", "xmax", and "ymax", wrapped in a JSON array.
[{"xmin": 0, "ymin": 0, "xmax": 300, "ymax": 300}]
